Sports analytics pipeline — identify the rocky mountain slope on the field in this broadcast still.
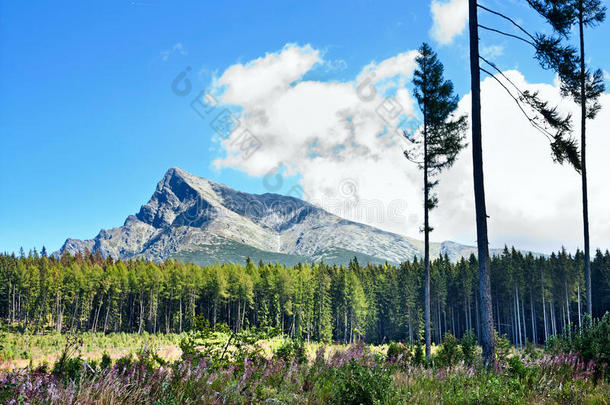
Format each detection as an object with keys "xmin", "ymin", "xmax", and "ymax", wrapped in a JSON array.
[{"xmin": 58, "ymin": 167, "xmax": 491, "ymax": 266}]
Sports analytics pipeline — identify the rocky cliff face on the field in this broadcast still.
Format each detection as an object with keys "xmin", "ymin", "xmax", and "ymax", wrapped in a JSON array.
[{"xmin": 58, "ymin": 167, "xmax": 485, "ymax": 265}]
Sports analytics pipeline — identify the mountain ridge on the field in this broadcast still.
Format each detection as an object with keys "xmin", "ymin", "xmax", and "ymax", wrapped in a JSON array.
[{"xmin": 57, "ymin": 167, "xmax": 503, "ymax": 265}]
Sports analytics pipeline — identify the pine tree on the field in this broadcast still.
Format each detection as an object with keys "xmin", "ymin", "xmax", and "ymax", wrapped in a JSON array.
[
  {"xmin": 528, "ymin": 0, "xmax": 605, "ymax": 317},
  {"xmin": 405, "ymin": 42, "xmax": 467, "ymax": 361}
]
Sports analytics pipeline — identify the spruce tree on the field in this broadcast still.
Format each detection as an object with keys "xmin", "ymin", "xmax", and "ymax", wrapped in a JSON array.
[{"xmin": 405, "ymin": 42, "xmax": 467, "ymax": 361}]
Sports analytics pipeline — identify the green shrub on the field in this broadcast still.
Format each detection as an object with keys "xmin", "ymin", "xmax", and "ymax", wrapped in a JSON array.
[
  {"xmin": 413, "ymin": 343, "xmax": 425, "ymax": 366},
  {"xmin": 507, "ymin": 355, "xmax": 527, "ymax": 379},
  {"xmin": 100, "ymin": 352, "xmax": 112, "ymax": 370},
  {"xmin": 274, "ymin": 338, "xmax": 306, "ymax": 364},
  {"xmin": 436, "ymin": 333, "xmax": 461, "ymax": 367},
  {"xmin": 494, "ymin": 331, "xmax": 512, "ymax": 365},
  {"xmin": 51, "ymin": 335, "xmax": 85, "ymax": 382},
  {"xmin": 460, "ymin": 330, "xmax": 477, "ymax": 364},
  {"xmin": 387, "ymin": 342, "xmax": 410, "ymax": 363},
  {"xmin": 115, "ymin": 354, "xmax": 135, "ymax": 372},
  {"xmin": 328, "ymin": 360, "xmax": 397, "ymax": 405},
  {"xmin": 52, "ymin": 355, "xmax": 84, "ymax": 382},
  {"xmin": 546, "ymin": 312, "xmax": 610, "ymax": 380}
]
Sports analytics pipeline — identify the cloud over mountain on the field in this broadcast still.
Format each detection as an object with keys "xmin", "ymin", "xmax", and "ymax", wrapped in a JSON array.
[{"xmin": 209, "ymin": 44, "xmax": 610, "ymax": 255}]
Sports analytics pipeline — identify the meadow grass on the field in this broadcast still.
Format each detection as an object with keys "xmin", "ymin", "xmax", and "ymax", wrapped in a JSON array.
[
  {"xmin": 1, "ymin": 330, "xmax": 608, "ymax": 404},
  {"xmin": 0, "ymin": 331, "xmax": 185, "ymax": 369}
]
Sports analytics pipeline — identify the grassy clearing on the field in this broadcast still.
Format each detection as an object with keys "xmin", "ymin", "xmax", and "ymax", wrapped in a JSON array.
[
  {"xmin": 1, "ymin": 326, "xmax": 608, "ymax": 404},
  {"xmin": 0, "ymin": 331, "xmax": 185, "ymax": 369},
  {"xmin": 0, "ymin": 331, "xmax": 394, "ymax": 371}
]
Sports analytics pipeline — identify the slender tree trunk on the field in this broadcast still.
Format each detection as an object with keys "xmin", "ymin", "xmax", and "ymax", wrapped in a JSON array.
[
  {"xmin": 213, "ymin": 297, "xmax": 218, "ymax": 328},
  {"xmin": 578, "ymin": 7, "xmax": 592, "ymax": 317},
  {"xmin": 577, "ymin": 280, "xmax": 582, "ymax": 327},
  {"xmin": 549, "ymin": 300, "xmax": 557, "ymax": 335},
  {"xmin": 516, "ymin": 288, "xmax": 522, "ymax": 347},
  {"xmin": 475, "ymin": 290, "xmax": 480, "ymax": 341},
  {"xmin": 565, "ymin": 282, "xmax": 571, "ymax": 327},
  {"xmin": 541, "ymin": 269, "xmax": 548, "ymax": 341},
  {"xmin": 451, "ymin": 307, "xmax": 455, "ymax": 335},
  {"xmin": 138, "ymin": 292, "xmax": 144, "ymax": 334},
  {"xmin": 469, "ymin": 0, "xmax": 495, "ymax": 365},
  {"xmin": 530, "ymin": 289, "xmax": 536, "ymax": 345},
  {"xmin": 496, "ymin": 298, "xmax": 501, "ymax": 335},
  {"xmin": 104, "ymin": 302, "xmax": 110, "ymax": 333},
  {"xmin": 408, "ymin": 306, "xmax": 413, "ymax": 345},
  {"xmin": 423, "ymin": 114, "xmax": 432, "ymax": 361},
  {"xmin": 179, "ymin": 295, "xmax": 183, "ymax": 333}
]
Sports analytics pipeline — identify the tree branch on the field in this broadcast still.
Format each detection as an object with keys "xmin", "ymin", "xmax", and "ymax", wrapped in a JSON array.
[
  {"xmin": 478, "ymin": 24, "xmax": 536, "ymax": 47},
  {"xmin": 479, "ymin": 66, "xmax": 554, "ymax": 142},
  {"xmin": 477, "ymin": 3, "xmax": 537, "ymax": 42}
]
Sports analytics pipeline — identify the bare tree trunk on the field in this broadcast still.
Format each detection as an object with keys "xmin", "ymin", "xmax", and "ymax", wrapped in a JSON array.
[
  {"xmin": 451, "ymin": 307, "xmax": 455, "ymax": 335},
  {"xmin": 438, "ymin": 298, "xmax": 443, "ymax": 343},
  {"xmin": 104, "ymin": 303, "xmax": 110, "ymax": 334},
  {"xmin": 541, "ymin": 270, "xmax": 548, "ymax": 341},
  {"xmin": 475, "ymin": 291, "xmax": 480, "ymax": 341},
  {"xmin": 565, "ymin": 282, "xmax": 571, "ymax": 327},
  {"xmin": 530, "ymin": 289, "xmax": 536, "ymax": 345},
  {"xmin": 469, "ymin": 0, "xmax": 495, "ymax": 365},
  {"xmin": 179, "ymin": 295, "xmax": 183, "ymax": 333},
  {"xmin": 577, "ymin": 280, "xmax": 582, "ymax": 327},
  {"xmin": 521, "ymin": 297, "xmax": 527, "ymax": 343},
  {"xmin": 516, "ymin": 287, "xmax": 522, "ymax": 348},
  {"xmin": 408, "ymin": 306, "xmax": 413, "ymax": 345},
  {"xmin": 549, "ymin": 300, "xmax": 557, "ymax": 335}
]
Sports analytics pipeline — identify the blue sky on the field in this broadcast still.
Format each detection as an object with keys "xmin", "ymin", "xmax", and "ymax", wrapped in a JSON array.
[{"xmin": 1, "ymin": 0, "xmax": 609, "ymax": 254}]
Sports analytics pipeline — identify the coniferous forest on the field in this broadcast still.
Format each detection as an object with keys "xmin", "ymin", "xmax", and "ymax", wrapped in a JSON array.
[{"xmin": 2, "ymin": 247, "xmax": 608, "ymax": 346}]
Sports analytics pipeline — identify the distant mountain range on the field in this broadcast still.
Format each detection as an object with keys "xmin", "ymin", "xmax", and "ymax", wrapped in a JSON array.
[{"xmin": 58, "ymin": 167, "xmax": 506, "ymax": 266}]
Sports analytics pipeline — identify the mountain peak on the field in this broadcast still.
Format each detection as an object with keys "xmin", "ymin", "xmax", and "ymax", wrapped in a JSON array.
[{"xmin": 57, "ymin": 167, "xmax": 493, "ymax": 265}]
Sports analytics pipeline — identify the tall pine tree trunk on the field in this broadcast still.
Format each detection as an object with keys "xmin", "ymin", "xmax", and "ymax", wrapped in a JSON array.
[
  {"xmin": 578, "ymin": 6, "xmax": 592, "ymax": 317},
  {"xmin": 469, "ymin": 0, "xmax": 495, "ymax": 365},
  {"xmin": 424, "ymin": 116, "xmax": 431, "ymax": 361}
]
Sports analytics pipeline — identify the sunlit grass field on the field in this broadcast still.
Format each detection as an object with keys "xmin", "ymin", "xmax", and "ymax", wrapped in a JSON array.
[
  {"xmin": 1, "ymin": 325, "xmax": 608, "ymax": 404},
  {"xmin": 0, "ymin": 330, "xmax": 442, "ymax": 370}
]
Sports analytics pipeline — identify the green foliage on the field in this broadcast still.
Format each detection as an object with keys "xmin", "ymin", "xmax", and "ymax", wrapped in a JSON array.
[
  {"xmin": 326, "ymin": 360, "xmax": 397, "ymax": 405},
  {"xmin": 52, "ymin": 335, "xmax": 86, "ymax": 382},
  {"xmin": 1, "ymin": 335, "xmax": 610, "ymax": 404},
  {"xmin": 460, "ymin": 330, "xmax": 477, "ymax": 364},
  {"xmin": 436, "ymin": 333, "xmax": 461, "ymax": 367},
  {"xmin": 507, "ymin": 355, "xmax": 528, "ymax": 379},
  {"xmin": 0, "ymin": 248, "xmax": 608, "ymax": 352},
  {"xmin": 274, "ymin": 338, "xmax": 306, "ymax": 364},
  {"xmin": 386, "ymin": 342, "xmax": 410, "ymax": 363},
  {"xmin": 413, "ymin": 343, "xmax": 425, "ymax": 366},
  {"xmin": 100, "ymin": 352, "xmax": 112, "ymax": 370},
  {"xmin": 547, "ymin": 312, "xmax": 610, "ymax": 379},
  {"xmin": 495, "ymin": 332, "xmax": 512, "ymax": 365}
]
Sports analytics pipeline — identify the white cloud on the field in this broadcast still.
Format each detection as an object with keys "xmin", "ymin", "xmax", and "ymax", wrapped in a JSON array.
[
  {"xmin": 430, "ymin": 0, "xmax": 469, "ymax": 45},
  {"xmin": 211, "ymin": 44, "xmax": 610, "ymax": 255},
  {"xmin": 213, "ymin": 44, "xmax": 321, "ymax": 107},
  {"xmin": 358, "ymin": 50, "xmax": 420, "ymax": 85}
]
